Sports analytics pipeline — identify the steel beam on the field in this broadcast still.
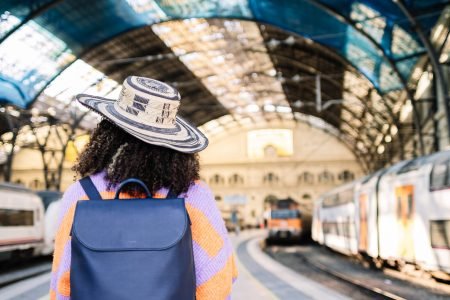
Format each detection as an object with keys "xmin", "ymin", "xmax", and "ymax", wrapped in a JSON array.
[
  {"xmin": 394, "ymin": 0, "xmax": 450, "ymax": 148},
  {"xmin": 304, "ymin": 0, "xmax": 425, "ymax": 155}
]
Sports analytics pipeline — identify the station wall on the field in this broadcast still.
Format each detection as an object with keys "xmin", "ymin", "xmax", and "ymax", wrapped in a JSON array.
[{"xmin": 199, "ymin": 121, "xmax": 364, "ymax": 227}]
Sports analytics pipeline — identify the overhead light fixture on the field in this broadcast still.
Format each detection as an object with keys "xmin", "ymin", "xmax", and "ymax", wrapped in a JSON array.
[{"xmin": 264, "ymin": 104, "xmax": 276, "ymax": 112}]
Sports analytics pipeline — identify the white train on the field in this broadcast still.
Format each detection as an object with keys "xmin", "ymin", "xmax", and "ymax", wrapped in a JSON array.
[
  {"xmin": 313, "ymin": 150, "xmax": 450, "ymax": 277},
  {"xmin": 0, "ymin": 183, "xmax": 61, "ymax": 260}
]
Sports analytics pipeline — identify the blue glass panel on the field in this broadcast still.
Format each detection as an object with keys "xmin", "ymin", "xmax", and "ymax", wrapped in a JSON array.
[
  {"xmin": 0, "ymin": 0, "xmax": 444, "ymax": 107},
  {"xmin": 0, "ymin": 0, "xmax": 54, "ymax": 40},
  {"xmin": 251, "ymin": 0, "xmax": 347, "ymax": 50},
  {"xmin": 154, "ymin": 0, "xmax": 252, "ymax": 19},
  {"xmin": 0, "ymin": 77, "xmax": 28, "ymax": 107}
]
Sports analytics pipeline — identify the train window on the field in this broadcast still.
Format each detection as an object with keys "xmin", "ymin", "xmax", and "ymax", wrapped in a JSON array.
[
  {"xmin": 430, "ymin": 159, "xmax": 449, "ymax": 190},
  {"xmin": 271, "ymin": 210, "xmax": 299, "ymax": 219},
  {"xmin": 396, "ymin": 196, "xmax": 402, "ymax": 219},
  {"xmin": 0, "ymin": 209, "xmax": 34, "ymax": 226},
  {"xmin": 407, "ymin": 195, "xmax": 414, "ymax": 218},
  {"xmin": 430, "ymin": 220, "xmax": 450, "ymax": 249},
  {"xmin": 322, "ymin": 195, "xmax": 337, "ymax": 207},
  {"xmin": 323, "ymin": 190, "xmax": 353, "ymax": 207},
  {"xmin": 323, "ymin": 222, "xmax": 353, "ymax": 238},
  {"xmin": 398, "ymin": 158, "xmax": 423, "ymax": 174},
  {"xmin": 448, "ymin": 160, "xmax": 450, "ymax": 185},
  {"xmin": 338, "ymin": 189, "xmax": 354, "ymax": 206}
]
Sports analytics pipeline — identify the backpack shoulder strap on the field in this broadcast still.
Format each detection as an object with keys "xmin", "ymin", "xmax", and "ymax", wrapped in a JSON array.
[{"xmin": 79, "ymin": 176, "xmax": 102, "ymax": 200}]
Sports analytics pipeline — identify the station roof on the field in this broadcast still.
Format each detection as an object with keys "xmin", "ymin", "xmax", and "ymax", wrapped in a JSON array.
[{"xmin": 0, "ymin": 0, "xmax": 449, "ymax": 171}]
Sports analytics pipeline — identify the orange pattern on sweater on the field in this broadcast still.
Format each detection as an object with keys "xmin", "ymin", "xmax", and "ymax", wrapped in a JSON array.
[{"xmin": 197, "ymin": 255, "xmax": 235, "ymax": 299}]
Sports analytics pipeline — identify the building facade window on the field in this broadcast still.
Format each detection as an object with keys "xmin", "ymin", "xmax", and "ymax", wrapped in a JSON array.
[
  {"xmin": 29, "ymin": 179, "xmax": 43, "ymax": 190},
  {"xmin": 318, "ymin": 171, "xmax": 334, "ymax": 184},
  {"xmin": 302, "ymin": 193, "xmax": 312, "ymax": 200},
  {"xmin": 229, "ymin": 173, "xmax": 244, "ymax": 185},
  {"xmin": 264, "ymin": 145, "xmax": 278, "ymax": 158},
  {"xmin": 263, "ymin": 172, "xmax": 279, "ymax": 184},
  {"xmin": 338, "ymin": 170, "xmax": 355, "ymax": 182},
  {"xmin": 298, "ymin": 172, "xmax": 314, "ymax": 184},
  {"xmin": 209, "ymin": 174, "xmax": 225, "ymax": 186}
]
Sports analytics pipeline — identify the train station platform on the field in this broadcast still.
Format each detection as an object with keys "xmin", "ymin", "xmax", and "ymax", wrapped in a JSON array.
[{"xmin": 231, "ymin": 230, "xmax": 349, "ymax": 300}]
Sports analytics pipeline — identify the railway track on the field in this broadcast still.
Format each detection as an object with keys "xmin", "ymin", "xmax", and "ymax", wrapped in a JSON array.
[
  {"xmin": 293, "ymin": 251, "xmax": 406, "ymax": 300},
  {"xmin": 0, "ymin": 259, "xmax": 51, "ymax": 288},
  {"xmin": 266, "ymin": 243, "xmax": 450, "ymax": 300}
]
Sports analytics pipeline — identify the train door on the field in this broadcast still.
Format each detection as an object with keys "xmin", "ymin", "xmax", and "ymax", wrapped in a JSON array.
[
  {"xmin": 358, "ymin": 193, "xmax": 368, "ymax": 252},
  {"xmin": 395, "ymin": 185, "xmax": 415, "ymax": 261}
]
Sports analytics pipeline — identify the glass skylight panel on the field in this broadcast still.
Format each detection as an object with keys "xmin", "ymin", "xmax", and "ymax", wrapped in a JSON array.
[
  {"xmin": 0, "ymin": 19, "xmax": 75, "ymax": 102},
  {"xmin": 43, "ymin": 59, "xmax": 119, "ymax": 104},
  {"xmin": 370, "ymin": 93, "xmax": 387, "ymax": 112},
  {"xmin": 218, "ymin": 114, "xmax": 234, "ymax": 125},
  {"xmin": 341, "ymin": 109, "xmax": 357, "ymax": 124},
  {"xmin": 125, "ymin": 0, "xmax": 167, "ymax": 22},
  {"xmin": 379, "ymin": 61, "xmax": 401, "ymax": 91},
  {"xmin": 439, "ymin": 37, "xmax": 450, "ymax": 63},
  {"xmin": 351, "ymin": 3, "xmax": 386, "ymax": 44},
  {"xmin": 0, "ymin": 11, "xmax": 20, "ymax": 38},
  {"xmin": 153, "ymin": 19, "xmax": 290, "ymax": 121},
  {"xmin": 32, "ymin": 59, "xmax": 120, "ymax": 130},
  {"xmin": 391, "ymin": 25, "xmax": 421, "ymax": 57},
  {"xmin": 340, "ymin": 123, "xmax": 359, "ymax": 138},
  {"xmin": 238, "ymin": 117, "xmax": 252, "ymax": 127}
]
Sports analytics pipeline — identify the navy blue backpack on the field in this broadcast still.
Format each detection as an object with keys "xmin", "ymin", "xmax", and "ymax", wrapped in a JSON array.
[{"xmin": 70, "ymin": 177, "xmax": 195, "ymax": 300}]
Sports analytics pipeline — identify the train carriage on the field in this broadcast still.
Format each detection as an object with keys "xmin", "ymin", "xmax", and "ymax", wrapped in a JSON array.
[
  {"xmin": 312, "ymin": 198, "xmax": 323, "ymax": 245},
  {"xmin": 354, "ymin": 169, "xmax": 386, "ymax": 259},
  {"xmin": 426, "ymin": 152, "xmax": 450, "ymax": 274},
  {"xmin": 376, "ymin": 160, "xmax": 412, "ymax": 265},
  {"xmin": 314, "ymin": 150, "xmax": 450, "ymax": 277},
  {"xmin": 266, "ymin": 198, "xmax": 306, "ymax": 244},
  {"xmin": 317, "ymin": 182, "xmax": 359, "ymax": 256},
  {"xmin": 378, "ymin": 152, "xmax": 450, "ymax": 273},
  {"xmin": 0, "ymin": 183, "xmax": 45, "ymax": 260}
]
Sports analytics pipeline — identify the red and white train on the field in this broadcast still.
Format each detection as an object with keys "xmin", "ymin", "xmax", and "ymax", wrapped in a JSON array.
[
  {"xmin": 312, "ymin": 150, "xmax": 450, "ymax": 277},
  {"xmin": 0, "ymin": 183, "xmax": 61, "ymax": 261}
]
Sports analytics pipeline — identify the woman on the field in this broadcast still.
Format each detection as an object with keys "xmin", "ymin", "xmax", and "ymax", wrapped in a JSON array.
[{"xmin": 50, "ymin": 76, "xmax": 237, "ymax": 299}]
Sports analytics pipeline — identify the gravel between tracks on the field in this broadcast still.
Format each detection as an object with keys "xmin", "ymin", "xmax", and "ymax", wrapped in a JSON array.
[
  {"xmin": 265, "ymin": 243, "xmax": 450, "ymax": 300},
  {"xmin": 0, "ymin": 257, "xmax": 52, "ymax": 287}
]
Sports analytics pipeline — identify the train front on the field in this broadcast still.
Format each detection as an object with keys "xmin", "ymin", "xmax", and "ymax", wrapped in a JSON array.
[{"xmin": 267, "ymin": 208, "xmax": 303, "ymax": 243}]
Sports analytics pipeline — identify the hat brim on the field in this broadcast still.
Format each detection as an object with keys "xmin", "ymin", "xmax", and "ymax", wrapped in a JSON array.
[{"xmin": 76, "ymin": 94, "xmax": 208, "ymax": 153}]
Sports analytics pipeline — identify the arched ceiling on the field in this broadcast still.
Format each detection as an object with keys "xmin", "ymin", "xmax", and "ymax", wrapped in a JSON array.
[
  {"xmin": 1, "ymin": 0, "xmax": 447, "ymax": 107},
  {"xmin": 0, "ymin": 0, "xmax": 449, "ymax": 171}
]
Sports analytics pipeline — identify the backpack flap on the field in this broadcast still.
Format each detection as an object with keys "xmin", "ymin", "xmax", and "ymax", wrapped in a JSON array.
[{"xmin": 72, "ymin": 198, "xmax": 188, "ymax": 251}]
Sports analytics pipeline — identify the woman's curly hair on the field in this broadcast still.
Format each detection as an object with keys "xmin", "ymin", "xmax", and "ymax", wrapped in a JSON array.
[{"xmin": 73, "ymin": 119, "xmax": 200, "ymax": 196}]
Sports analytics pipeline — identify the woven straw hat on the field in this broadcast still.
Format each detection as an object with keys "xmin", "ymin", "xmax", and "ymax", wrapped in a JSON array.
[{"xmin": 76, "ymin": 76, "xmax": 208, "ymax": 153}]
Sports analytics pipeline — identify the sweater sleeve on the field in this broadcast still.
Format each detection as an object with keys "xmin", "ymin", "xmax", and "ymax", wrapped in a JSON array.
[
  {"xmin": 184, "ymin": 181, "xmax": 238, "ymax": 299},
  {"xmin": 50, "ymin": 182, "xmax": 85, "ymax": 300}
]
